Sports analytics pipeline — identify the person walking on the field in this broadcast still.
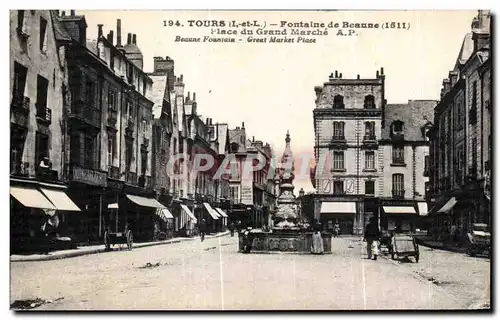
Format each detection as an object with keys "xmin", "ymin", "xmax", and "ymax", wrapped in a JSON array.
[
  {"xmin": 364, "ymin": 217, "xmax": 381, "ymax": 260},
  {"xmin": 333, "ymin": 221, "xmax": 340, "ymax": 238},
  {"xmin": 199, "ymin": 219, "xmax": 207, "ymax": 242},
  {"xmin": 228, "ymin": 221, "xmax": 236, "ymax": 237},
  {"xmin": 311, "ymin": 219, "xmax": 324, "ymax": 254}
]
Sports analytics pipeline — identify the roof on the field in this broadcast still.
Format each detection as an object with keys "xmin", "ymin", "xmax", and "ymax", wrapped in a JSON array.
[
  {"xmin": 455, "ymin": 33, "xmax": 474, "ymax": 68},
  {"xmin": 148, "ymin": 75, "xmax": 168, "ymax": 119},
  {"xmin": 382, "ymin": 100, "xmax": 437, "ymax": 141},
  {"xmin": 50, "ymin": 11, "xmax": 72, "ymax": 41},
  {"xmin": 229, "ymin": 128, "xmax": 247, "ymax": 153}
]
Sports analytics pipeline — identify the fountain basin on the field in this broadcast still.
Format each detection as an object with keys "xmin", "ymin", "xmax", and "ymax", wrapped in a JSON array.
[{"xmin": 238, "ymin": 231, "xmax": 332, "ymax": 254}]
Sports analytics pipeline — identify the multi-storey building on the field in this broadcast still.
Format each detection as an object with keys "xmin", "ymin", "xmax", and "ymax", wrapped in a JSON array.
[
  {"xmin": 312, "ymin": 69, "xmax": 385, "ymax": 235},
  {"xmin": 379, "ymin": 101, "xmax": 436, "ymax": 231},
  {"xmin": 10, "ymin": 10, "xmax": 81, "ymax": 251},
  {"xmin": 428, "ymin": 10, "xmax": 491, "ymax": 237},
  {"xmin": 54, "ymin": 13, "xmax": 159, "ymax": 242}
]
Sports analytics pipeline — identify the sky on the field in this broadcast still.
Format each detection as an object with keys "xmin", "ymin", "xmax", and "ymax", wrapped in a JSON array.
[{"xmin": 79, "ymin": 10, "xmax": 477, "ymax": 193}]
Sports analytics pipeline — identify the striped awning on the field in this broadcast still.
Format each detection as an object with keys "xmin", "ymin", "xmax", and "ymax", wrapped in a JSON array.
[
  {"xmin": 126, "ymin": 194, "xmax": 166, "ymax": 209},
  {"xmin": 155, "ymin": 208, "xmax": 174, "ymax": 222},
  {"xmin": 10, "ymin": 186, "xmax": 56, "ymax": 210},
  {"xmin": 215, "ymin": 208, "xmax": 228, "ymax": 218},
  {"xmin": 180, "ymin": 204, "xmax": 197, "ymax": 223},
  {"xmin": 203, "ymin": 202, "xmax": 219, "ymax": 219},
  {"xmin": 40, "ymin": 188, "xmax": 80, "ymax": 211}
]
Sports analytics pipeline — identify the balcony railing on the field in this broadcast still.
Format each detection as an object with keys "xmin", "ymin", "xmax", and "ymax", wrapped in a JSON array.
[
  {"xmin": 11, "ymin": 94, "xmax": 30, "ymax": 114},
  {"xmin": 363, "ymin": 134, "xmax": 377, "ymax": 142},
  {"xmin": 125, "ymin": 171, "xmax": 137, "ymax": 185},
  {"xmin": 392, "ymin": 189, "xmax": 405, "ymax": 199},
  {"xmin": 392, "ymin": 157, "xmax": 405, "ymax": 165},
  {"xmin": 108, "ymin": 165, "xmax": 120, "ymax": 179},
  {"xmin": 11, "ymin": 161, "xmax": 29, "ymax": 177},
  {"xmin": 70, "ymin": 100, "xmax": 100, "ymax": 128},
  {"xmin": 37, "ymin": 167, "xmax": 59, "ymax": 182},
  {"xmin": 331, "ymin": 135, "xmax": 346, "ymax": 141},
  {"xmin": 71, "ymin": 165, "xmax": 107, "ymax": 186},
  {"xmin": 36, "ymin": 104, "xmax": 51, "ymax": 125}
]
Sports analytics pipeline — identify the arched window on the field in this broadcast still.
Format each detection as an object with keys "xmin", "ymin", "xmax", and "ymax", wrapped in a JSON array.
[
  {"xmin": 333, "ymin": 94, "xmax": 344, "ymax": 109},
  {"xmin": 364, "ymin": 95, "xmax": 375, "ymax": 109}
]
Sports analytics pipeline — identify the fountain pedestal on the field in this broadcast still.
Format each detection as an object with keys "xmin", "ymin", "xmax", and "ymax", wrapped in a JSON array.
[{"xmin": 238, "ymin": 131, "xmax": 332, "ymax": 254}]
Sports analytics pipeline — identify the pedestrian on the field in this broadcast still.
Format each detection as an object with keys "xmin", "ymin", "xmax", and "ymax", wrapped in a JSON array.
[
  {"xmin": 334, "ymin": 221, "xmax": 340, "ymax": 238},
  {"xmin": 311, "ymin": 219, "xmax": 324, "ymax": 254},
  {"xmin": 364, "ymin": 217, "xmax": 381, "ymax": 260},
  {"xmin": 228, "ymin": 221, "xmax": 235, "ymax": 237},
  {"xmin": 243, "ymin": 227, "xmax": 253, "ymax": 253},
  {"xmin": 199, "ymin": 219, "xmax": 207, "ymax": 242}
]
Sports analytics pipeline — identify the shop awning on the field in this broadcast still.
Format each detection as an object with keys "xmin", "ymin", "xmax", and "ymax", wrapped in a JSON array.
[
  {"xmin": 203, "ymin": 202, "xmax": 219, "ymax": 219},
  {"xmin": 40, "ymin": 188, "xmax": 81, "ymax": 211},
  {"xmin": 155, "ymin": 208, "xmax": 174, "ymax": 222},
  {"xmin": 215, "ymin": 208, "xmax": 229, "ymax": 218},
  {"xmin": 10, "ymin": 186, "xmax": 56, "ymax": 210},
  {"xmin": 320, "ymin": 202, "xmax": 357, "ymax": 214},
  {"xmin": 108, "ymin": 203, "xmax": 119, "ymax": 209},
  {"xmin": 437, "ymin": 197, "xmax": 457, "ymax": 214},
  {"xmin": 383, "ymin": 206, "xmax": 417, "ymax": 214},
  {"xmin": 126, "ymin": 194, "xmax": 166, "ymax": 209},
  {"xmin": 180, "ymin": 204, "xmax": 197, "ymax": 223},
  {"xmin": 417, "ymin": 202, "xmax": 428, "ymax": 216}
]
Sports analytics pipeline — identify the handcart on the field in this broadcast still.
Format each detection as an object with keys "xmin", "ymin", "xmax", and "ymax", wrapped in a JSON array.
[
  {"xmin": 466, "ymin": 223, "xmax": 491, "ymax": 258},
  {"xmin": 390, "ymin": 233, "xmax": 419, "ymax": 263},
  {"xmin": 104, "ymin": 202, "xmax": 133, "ymax": 251}
]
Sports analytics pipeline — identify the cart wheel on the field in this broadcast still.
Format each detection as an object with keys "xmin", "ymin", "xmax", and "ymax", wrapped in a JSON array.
[
  {"xmin": 126, "ymin": 230, "xmax": 133, "ymax": 250},
  {"xmin": 104, "ymin": 231, "xmax": 111, "ymax": 250}
]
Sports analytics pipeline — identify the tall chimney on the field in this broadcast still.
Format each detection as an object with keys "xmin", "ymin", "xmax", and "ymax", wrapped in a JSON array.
[
  {"xmin": 357, "ymin": 74, "xmax": 360, "ymax": 79},
  {"xmin": 381, "ymin": 67, "xmax": 384, "ymax": 75},
  {"xmin": 70, "ymin": 10, "xmax": 75, "ymax": 16},
  {"xmin": 127, "ymin": 33, "xmax": 131, "ymax": 44},
  {"xmin": 97, "ymin": 24, "xmax": 103, "ymax": 37},
  {"xmin": 187, "ymin": 92, "xmax": 191, "ymax": 101},
  {"xmin": 335, "ymin": 70, "xmax": 338, "ymax": 78},
  {"xmin": 193, "ymin": 92, "xmax": 196, "ymax": 102},
  {"xmin": 339, "ymin": 73, "xmax": 342, "ymax": 78},
  {"xmin": 376, "ymin": 70, "xmax": 380, "ymax": 77},
  {"xmin": 61, "ymin": 11, "xmax": 66, "ymax": 17},
  {"xmin": 108, "ymin": 30, "xmax": 114, "ymax": 44},
  {"xmin": 180, "ymin": 75, "xmax": 183, "ymax": 83},
  {"xmin": 116, "ymin": 19, "xmax": 122, "ymax": 46},
  {"xmin": 132, "ymin": 34, "xmax": 137, "ymax": 44},
  {"xmin": 242, "ymin": 122, "xmax": 245, "ymax": 128}
]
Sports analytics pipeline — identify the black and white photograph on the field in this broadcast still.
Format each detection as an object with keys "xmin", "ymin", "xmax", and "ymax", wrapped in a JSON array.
[{"xmin": 8, "ymin": 7, "xmax": 492, "ymax": 311}]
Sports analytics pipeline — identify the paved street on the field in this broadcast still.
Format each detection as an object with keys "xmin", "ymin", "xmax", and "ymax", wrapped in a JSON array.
[{"xmin": 10, "ymin": 235, "xmax": 490, "ymax": 310}]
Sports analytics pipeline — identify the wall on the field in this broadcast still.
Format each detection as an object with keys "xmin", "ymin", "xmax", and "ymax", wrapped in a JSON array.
[{"xmin": 10, "ymin": 10, "xmax": 65, "ymax": 177}]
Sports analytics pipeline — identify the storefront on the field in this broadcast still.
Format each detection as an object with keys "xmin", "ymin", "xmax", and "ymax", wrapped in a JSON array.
[
  {"xmin": 319, "ymin": 201, "xmax": 357, "ymax": 235},
  {"xmin": 380, "ymin": 204, "xmax": 419, "ymax": 232}
]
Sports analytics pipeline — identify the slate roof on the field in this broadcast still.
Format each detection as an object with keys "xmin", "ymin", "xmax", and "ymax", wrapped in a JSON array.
[
  {"xmin": 50, "ymin": 11, "xmax": 72, "ymax": 41},
  {"xmin": 148, "ymin": 75, "xmax": 168, "ymax": 119},
  {"xmin": 229, "ymin": 128, "xmax": 247, "ymax": 153},
  {"xmin": 382, "ymin": 100, "xmax": 437, "ymax": 141},
  {"xmin": 455, "ymin": 33, "xmax": 474, "ymax": 69}
]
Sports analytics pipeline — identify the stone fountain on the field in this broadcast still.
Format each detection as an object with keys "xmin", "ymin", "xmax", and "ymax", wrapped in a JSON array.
[{"xmin": 238, "ymin": 131, "xmax": 332, "ymax": 253}]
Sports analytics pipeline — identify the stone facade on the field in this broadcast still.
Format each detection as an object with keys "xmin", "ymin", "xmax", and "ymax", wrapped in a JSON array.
[
  {"xmin": 312, "ymin": 69, "xmax": 385, "ymax": 235},
  {"xmin": 427, "ymin": 10, "xmax": 491, "ymax": 236}
]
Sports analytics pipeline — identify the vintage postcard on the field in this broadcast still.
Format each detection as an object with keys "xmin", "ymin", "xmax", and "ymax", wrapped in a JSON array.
[{"xmin": 9, "ymin": 9, "xmax": 491, "ymax": 311}]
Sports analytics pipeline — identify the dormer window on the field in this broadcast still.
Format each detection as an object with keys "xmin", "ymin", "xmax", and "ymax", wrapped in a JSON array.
[
  {"xmin": 333, "ymin": 94, "xmax": 344, "ymax": 109},
  {"xmin": 364, "ymin": 95, "xmax": 375, "ymax": 109},
  {"xmin": 230, "ymin": 142, "xmax": 239, "ymax": 153},
  {"xmin": 392, "ymin": 121, "xmax": 404, "ymax": 134}
]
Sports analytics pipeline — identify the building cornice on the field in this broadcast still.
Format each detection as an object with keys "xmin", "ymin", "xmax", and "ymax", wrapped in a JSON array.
[{"xmin": 313, "ymin": 108, "xmax": 383, "ymax": 117}]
